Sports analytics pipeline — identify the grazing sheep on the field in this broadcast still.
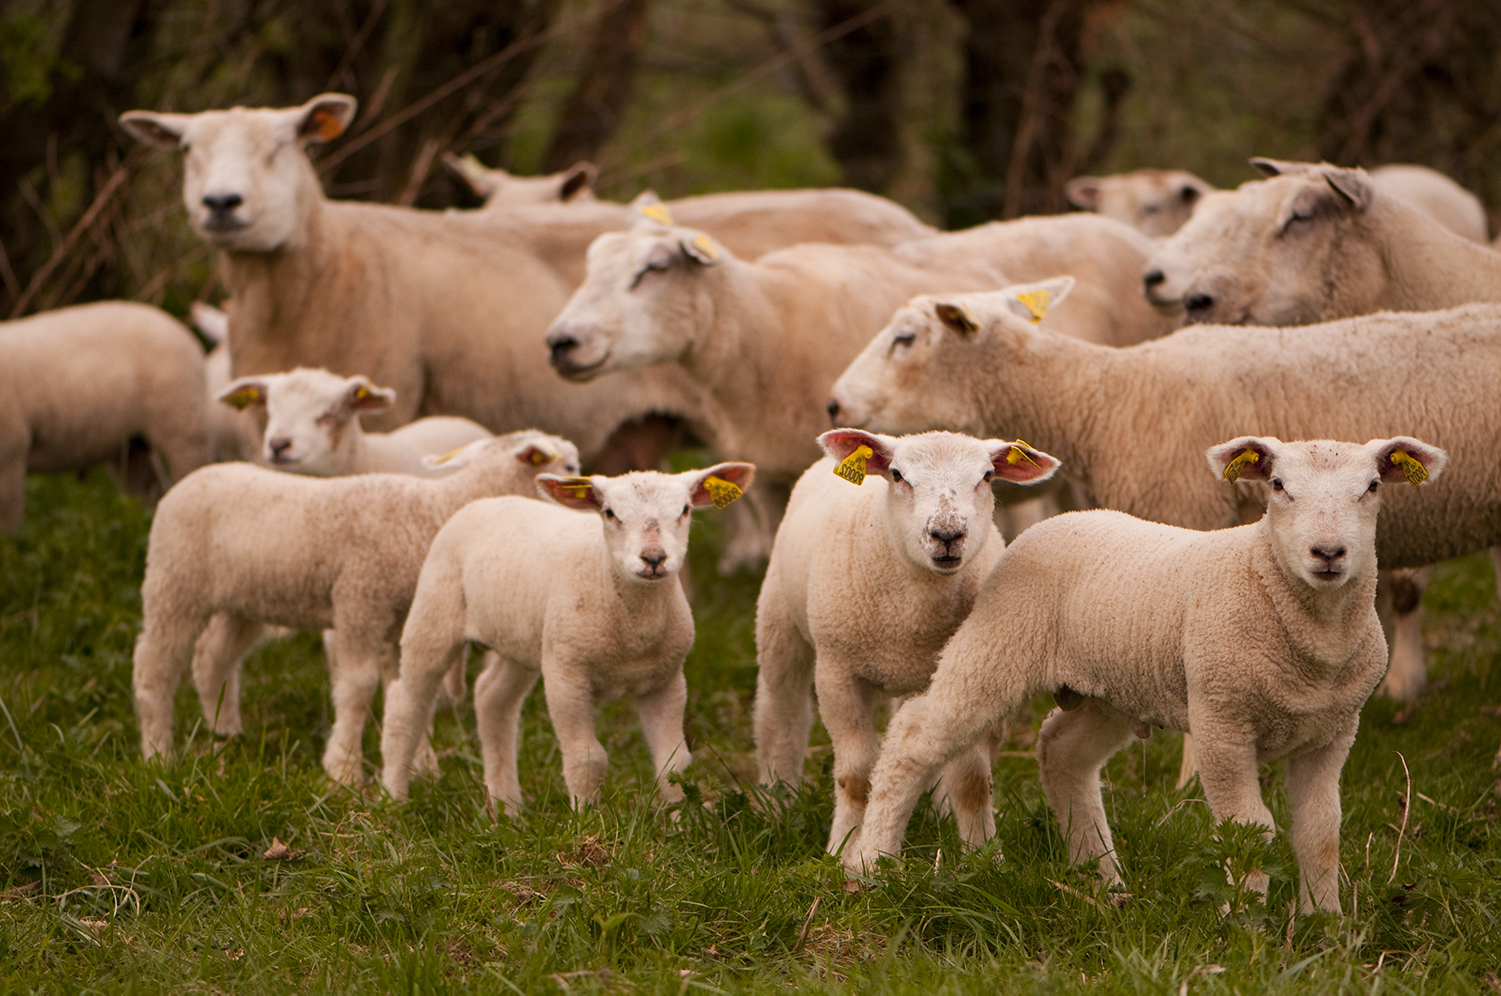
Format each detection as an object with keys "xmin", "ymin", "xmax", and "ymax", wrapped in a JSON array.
[
  {"xmin": 217, "ymin": 367, "xmax": 492, "ymax": 476},
  {"xmin": 445, "ymin": 153, "xmax": 599, "ymax": 206},
  {"xmin": 380, "ymin": 461, "xmax": 755, "ymax": 811},
  {"xmin": 755, "ymin": 430, "xmax": 1060, "ymax": 855},
  {"xmin": 132, "ymin": 431, "xmax": 579, "ymax": 784},
  {"xmin": 1065, "ymin": 169, "xmax": 1215, "ymax": 237},
  {"xmin": 844, "ymin": 435, "xmax": 1446, "ymax": 917},
  {"xmin": 829, "ymin": 298, "xmax": 1501, "ymax": 707},
  {"xmin": 1, "ymin": 301, "xmax": 210, "ymax": 533}
]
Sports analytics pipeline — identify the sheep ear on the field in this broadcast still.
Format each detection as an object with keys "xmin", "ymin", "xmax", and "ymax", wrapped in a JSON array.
[
  {"xmin": 688, "ymin": 462, "xmax": 756, "ymax": 509},
  {"xmin": 294, "ymin": 93, "xmax": 357, "ymax": 144},
  {"xmin": 819, "ymin": 429, "xmax": 894, "ymax": 486},
  {"xmin": 681, "ymin": 233, "xmax": 720, "ymax": 265},
  {"xmin": 190, "ymin": 302, "xmax": 229, "ymax": 345},
  {"xmin": 119, "ymin": 110, "xmax": 192, "ymax": 148},
  {"xmin": 345, "ymin": 377, "xmax": 395, "ymax": 412},
  {"xmin": 933, "ymin": 301, "xmax": 979, "ymax": 336},
  {"xmin": 1179, "ymin": 179, "xmax": 1209, "ymax": 204},
  {"xmin": 559, "ymin": 161, "xmax": 597, "ymax": 201},
  {"xmin": 1371, "ymin": 437, "xmax": 1447, "ymax": 488},
  {"xmin": 423, "ymin": 437, "xmax": 491, "ymax": 470},
  {"xmin": 1322, "ymin": 167, "xmax": 1373, "ymax": 212},
  {"xmin": 1064, "ymin": 176, "xmax": 1102, "ymax": 210},
  {"xmin": 629, "ymin": 190, "xmax": 673, "ymax": 228},
  {"xmin": 537, "ymin": 475, "xmax": 603, "ymax": 510},
  {"xmin": 515, "ymin": 442, "xmax": 559, "ymax": 467},
  {"xmin": 217, "ymin": 377, "xmax": 269, "ymax": 410},
  {"xmin": 445, "ymin": 152, "xmax": 499, "ymax": 197},
  {"xmin": 988, "ymin": 440, "xmax": 1061, "ymax": 485},
  {"xmin": 1249, "ymin": 157, "xmax": 1309, "ymax": 178},
  {"xmin": 1207, "ymin": 436, "xmax": 1280, "ymax": 483},
  {"xmin": 1002, "ymin": 276, "xmax": 1075, "ymax": 324}
]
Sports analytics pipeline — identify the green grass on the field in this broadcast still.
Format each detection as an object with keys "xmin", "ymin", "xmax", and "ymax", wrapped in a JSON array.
[{"xmin": 1, "ymin": 471, "xmax": 1499, "ymax": 993}]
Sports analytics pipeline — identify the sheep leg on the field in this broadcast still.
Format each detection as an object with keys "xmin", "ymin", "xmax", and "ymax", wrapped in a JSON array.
[
  {"xmin": 752, "ymin": 575, "xmax": 817, "ymax": 787},
  {"xmin": 1284, "ymin": 727, "xmax": 1353, "ymax": 915},
  {"xmin": 379, "ymin": 639, "xmax": 466, "ymax": 802},
  {"xmin": 132, "ymin": 610, "xmax": 208, "ymax": 761},
  {"xmin": 1176, "ymin": 732, "xmax": 1198, "ymax": 789},
  {"xmin": 1036, "ymin": 700, "xmax": 1135, "ymax": 886},
  {"xmin": 1377, "ymin": 567, "xmax": 1430, "ymax": 701},
  {"xmin": 813, "ymin": 662, "xmax": 882, "ymax": 855},
  {"xmin": 191, "ymin": 612, "xmax": 266, "ymax": 737},
  {"xmin": 933, "ymin": 740, "xmax": 998, "ymax": 851},
  {"xmin": 322, "ymin": 625, "xmax": 388, "ymax": 786},
  {"xmin": 1191, "ymin": 712, "xmax": 1276, "ymax": 901},
  {"xmin": 472, "ymin": 655, "xmax": 541, "ymax": 816},
  {"xmin": 543, "ymin": 671, "xmax": 607, "ymax": 809},
  {"xmin": 634, "ymin": 671, "xmax": 691, "ymax": 804}
]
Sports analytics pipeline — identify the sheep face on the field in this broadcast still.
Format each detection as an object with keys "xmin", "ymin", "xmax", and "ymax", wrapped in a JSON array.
[
  {"xmin": 828, "ymin": 278, "xmax": 1075, "ymax": 436},
  {"xmin": 120, "ymin": 94, "xmax": 357, "ymax": 253},
  {"xmin": 218, "ymin": 368, "xmax": 393, "ymax": 474},
  {"xmin": 1142, "ymin": 161, "xmax": 1384, "ymax": 327},
  {"xmin": 545, "ymin": 226, "xmax": 722, "ymax": 381},
  {"xmin": 538, "ymin": 463, "xmax": 754, "ymax": 583},
  {"xmin": 1207, "ymin": 436, "xmax": 1446, "ymax": 591},
  {"xmin": 428, "ymin": 431, "xmax": 581, "ymax": 481},
  {"xmin": 1065, "ymin": 169, "xmax": 1212, "ymax": 238},
  {"xmin": 447, "ymin": 153, "xmax": 597, "ymax": 206},
  {"xmin": 821, "ymin": 429, "xmax": 1060, "ymax": 574}
]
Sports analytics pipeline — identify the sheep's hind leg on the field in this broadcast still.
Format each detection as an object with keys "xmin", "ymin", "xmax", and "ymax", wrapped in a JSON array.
[
  {"xmin": 1378, "ymin": 567, "xmax": 1430, "ymax": 701},
  {"xmin": 634, "ymin": 670, "xmax": 691, "ymax": 805},
  {"xmin": 814, "ymin": 662, "xmax": 882, "ymax": 855},
  {"xmin": 1036, "ymin": 699, "xmax": 1135, "ymax": 886},
  {"xmin": 192, "ymin": 613, "xmax": 266, "ymax": 738},
  {"xmin": 473, "ymin": 655, "xmax": 540, "ymax": 816},
  {"xmin": 133, "ymin": 610, "xmax": 209, "ymax": 761},
  {"xmin": 933, "ymin": 736, "xmax": 998, "ymax": 852}
]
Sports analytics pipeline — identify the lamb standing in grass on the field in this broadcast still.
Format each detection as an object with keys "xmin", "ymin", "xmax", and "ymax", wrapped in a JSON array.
[
  {"xmin": 844, "ymin": 435, "xmax": 1446, "ymax": 915},
  {"xmin": 133, "ymin": 431, "xmax": 579, "ymax": 784},
  {"xmin": 380, "ymin": 461, "xmax": 755, "ymax": 810},
  {"xmin": 1, "ymin": 301, "xmax": 210, "ymax": 532},
  {"xmin": 755, "ymin": 430, "xmax": 1059, "ymax": 855}
]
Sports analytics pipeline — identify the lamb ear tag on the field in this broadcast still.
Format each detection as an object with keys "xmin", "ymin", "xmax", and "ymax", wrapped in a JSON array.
[
  {"xmin": 703, "ymin": 475, "xmax": 742, "ymax": 508},
  {"xmin": 1016, "ymin": 289, "xmax": 1052, "ymax": 323},
  {"xmin": 312, "ymin": 110, "xmax": 343, "ymax": 142},
  {"xmin": 1004, "ymin": 440, "xmax": 1041, "ymax": 468},
  {"xmin": 1390, "ymin": 449, "xmax": 1428, "ymax": 488},
  {"xmin": 833, "ymin": 445, "xmax": 873, "ymax": 485},
  {"xmin": 640, "ymin": 202, "xmax": 673, "ymax": 225},
  {"xmin": 223, "ymin": 386, "xmax": 262, "ymax": 410},
  {"xmin": 526, "ymin": 447, "xmax": 555, "ymax": 466},
  {"xmin": 691, "ymin": 233, "xmax": 719, "ymax": 261},
  {"xmin": 1222, "ymin": 448, "xmax": 1260, "ymax": 482},
  {"xmin": 554, "ymin": 477, "xmax": 595, "ymax": 501},
  {"xmin": 430, "ymin": 445, "xmax": 467, "ymax": 466},
  {"xmin": 353, "ymin": 384, "xmax": 370, "ymax": 401}
]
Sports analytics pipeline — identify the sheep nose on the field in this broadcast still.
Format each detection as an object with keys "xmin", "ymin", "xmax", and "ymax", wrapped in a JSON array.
[
  {"xmin": 546, "ymin": 333, "xmax": 580, "ymax": 366},
  {"xmin": 1185, "ymin": 292, "xmax": 1214, "ymax": 313},
  {"xmin": 1312, "ymin": 544, "xmax": 1346, "ymax": 564},
  {"xmin": 268, "ymin": 436, "xmax": 292, "ymax": 458},
  {"xmin": 202, "ymin": 192, "xmax": 243, "ymax": 215},
  {"xmin": 641, "ymin": 551, "xmax": 667, "ymax": 569},
  {"xmin": 826, "ymin": 399, "xmax": 841, "ymax": 425},
  {"xmin": 1143, "ymin": 268, "xmax": 1165, "ymax": 289},
  {"xmin": 930, "ymin": 527, "xmax": 964, "ymax": 546}
]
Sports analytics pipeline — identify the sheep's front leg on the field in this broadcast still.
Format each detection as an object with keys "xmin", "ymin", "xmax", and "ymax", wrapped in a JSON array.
[
  {"xmin": 542, "ymin": 669, "xmax": 607, "ymax": 809},
  {"xmin": 813, "ymin": 659, "xmax": 883, "ymax": 855},
  {"xmin": 322, "ymin": 624, "xmax": 388, "ymax": 785},
  {"xmin": 752, "ymin": 572, "xmax": 817, "ymax": 787},
  {"xmin": 1036, "ymin": 700, "xmax": 1135, "ymax": 885},
  {"xmin": 191, "ymin": 613, "xmax": 266, "ymax": 737},
  {"xmin": 1285, "ymin": 723, "xmax": 1355, "ymax": 915},
  {"xmin": 473, "ymin": 656, "xmax": 541, "ymax": 816},
  {"xmin": 634, "ymin": 670, "xmax": 691, "ymax": 805},
  {"xmin": 1191, "ymin": 708, "xmax": 1276, "ymax": 900}
]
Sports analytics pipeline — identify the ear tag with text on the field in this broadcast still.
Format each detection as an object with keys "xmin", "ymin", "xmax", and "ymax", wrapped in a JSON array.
[
  {"xmin": 640, "ymin": 203, "xmax": 673, "ymax": 226},
  {"xmin": 1390, "ymin": 449, "xmax": 1428, "ymax": 487},
  {"xmin": 703, "ymin": 476, "xmax": 742, "ymax": 508},
  {"xmin": 557, "ymin": 477, "xmax": 595, "ymax": 501},
  {"xmin": 834, "ymin": 445, "xmax": 873, "ymax": 485},
  {"xmin": 1016, "ymin": 289, "xmax": 1052, "ymax": 323},
  {"xmin": 1005, "ymin": 440, "xmax": 1041, "ymax": 468},
  {"xmin": 353, "ymin": 384, "xmax": 370, "ymax": 401},
  {"xmin": 1222, "ymin": 448, "xmax": 1260, "ymax": 482}
]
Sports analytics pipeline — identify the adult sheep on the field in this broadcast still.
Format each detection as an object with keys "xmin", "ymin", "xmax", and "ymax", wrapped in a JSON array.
[
  {"xmin": 118, "ymin": 94, "xmax": 935, "ymax": 466},
  {"xmin": 829, "ymin": 294, "xmax": 1501, "ymax": 706}
]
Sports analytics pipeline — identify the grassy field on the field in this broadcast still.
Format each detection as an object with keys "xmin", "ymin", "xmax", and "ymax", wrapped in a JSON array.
[{"xmin": 1, "ymin": 470, "xmax": 1498, "ymax": 994}]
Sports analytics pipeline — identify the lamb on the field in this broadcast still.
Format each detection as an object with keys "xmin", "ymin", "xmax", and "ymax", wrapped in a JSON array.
[
  {"xmin": 1142, "ymin": 159, "xmax": 1501, "ymax": 327},
  {"xmin": 217, "ymin": 367, "xmax": 492, "ymax": 476},
  {"xmin": 445, "ymin": 152, "xmax": 598, "ymax": 206},
  {"xmin": 379, "ymin": 461, "xmax": 755, "ymax": 810},
  {"xmin": 842, "ymin": 435, "xmax": 1446, "ymax": 916},
  {"xmin": 1064, "ymin": 168, "xmax": 1215, "ymax": 237},
  {"xmin": 119, "ymin": 95, "xmax": 934, "ymax": 469},
  {"xmin": 754, "ymin": 429, "xmax": 1060, "ymax": 855},
  {"xmin": 1, "ymin": 301, "xmax": 210, "ymax": 532},
  {"xmin": 828, "ymin": 298, "xmax": 1501, "ymax": 707},
  {"xmin": 132, "ymin": 430, "xmax": 580, "ymax": 784}
]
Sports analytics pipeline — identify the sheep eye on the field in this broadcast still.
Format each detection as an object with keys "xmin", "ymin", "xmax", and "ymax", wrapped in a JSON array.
[
  {"xmin": 890, "ymin": 469, "xmax": 903, "ymax": 483},
  {"xmin": 1271, "ymin": 479, "xmax": 1284, "ymax": 492},
  {"xmin": 893, "ymin": 332, "xmax": 915, "ymax": 347},
  {"xmin": 1368, "ymin": 479, "xmax": 1379, "ymax": 493},
  {"xmin": 982, "ymin": 470, "xmax": 994, "ymax": 483},
  {"xmin": 604, "ymin": 508, "xmax": 616, "ymax": 519},
  {"xmin": 681, "ymin": 504, "xmax": 690, "ymax": 516}
]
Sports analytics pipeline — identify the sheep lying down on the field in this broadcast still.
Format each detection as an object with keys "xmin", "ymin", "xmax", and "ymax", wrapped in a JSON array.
[{"xmin": 843, "ymin": 435, "xmax": 1446, "ymax": 915}]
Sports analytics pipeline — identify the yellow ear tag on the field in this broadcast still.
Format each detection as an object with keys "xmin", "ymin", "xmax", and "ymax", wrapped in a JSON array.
[
  {"xmin": 1222, "ymin": 448, "xmax": 1260, "ymax": 482},
  {"xmin": 640, "ymin": 202, "xmax": 673, "ymax": 225},
  {"xmin": 431, "ymin": 445, "xmax": 467, "ymax": 466},
  {"xmin": 834, "ymin": 445, "xmax": 873, "ymax": 485},
  {"xmin": 1005, "ymin": 440, "xmax": 1041, "ymax": 468},
  {"xmin": 1016, "ymin": 289, "xmax": 1052, "ymax": 323},
  {"xmin": 691, "ymin": 233, "xmax": 719, "ymax": 261},
  {"xmin": 353, "ymin": 384, "xmax": 370, "ymax": 401},
  {"xmin": 1390, "ymin": 449, "xmax": 1427, "ymax": 487},
  {"xmin": 312, "ymin": 110, "xmax": 343, "ymax": 142},
  {"xmin": 223, "ymin": 387, "xmax": 262, "ymax": 410},
  {"xmin": 703, "ymin": 475, "xmax": 742, "ymax": 508},
  {"xmin": 527, "ymin": 447, "xmax": 556, "ymax": 466},
  {"xmin": 556, "ymin": 477, "xmax": 594, "ymax": 500}
]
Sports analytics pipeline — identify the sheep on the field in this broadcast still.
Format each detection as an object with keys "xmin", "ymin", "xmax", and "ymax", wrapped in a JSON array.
[
  {"xmin": 445, "ymin": 152, "xmax": 599, "ymax": 206},
  {"xmin": 754, "ymin": 429, "xmax": 1060, "ymax": 855},
  {"xmin": 379, "ymin": 461, "xmax": 756, "ymax": 811},
  {"xmin": 1142, "ymin": 159, "xmax": 1501, "ymax": 327},
  {"xmin": 1065, "ymin": 168, "xmax": 1215, "ymax": 237},
  {"xmin": 1, "ymin": 301, "xmax": 210, "ymax": 533},
  {"xmin": 217, "ymin": 367, "xmax": 492, "ymax": 476},
  {"xmin": 119, "ymin": 95, "xmax": 934, "ymax": 471},
  {"xmin": 132, "ymin": 430, "xmax": 580, "ymax": 784},
  {"xmin": 842, "ymin": 435, "xmax": 1446, "ymax": 916},
  {"xmin": 828, "ymin": 298, "xmax": 1501, "ymax": 710}
]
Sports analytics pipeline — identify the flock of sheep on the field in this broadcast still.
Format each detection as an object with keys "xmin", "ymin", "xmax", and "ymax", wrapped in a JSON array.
[{"xmin": 6, "ymin": 88, "xmax": 1501, "ymax": 919}]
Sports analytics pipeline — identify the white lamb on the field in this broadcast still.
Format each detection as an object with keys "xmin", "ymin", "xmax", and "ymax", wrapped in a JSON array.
[
  {"xmin": 133, "ymin": 431, "xmax": 579, "ymax": 783},
  {"xmin": 844, "ymin": 435, "xmax": 1446, "ymax": 916},
  {"xmin": 755, "ymin": 429, "xmax": 1060, "ymax": 855},
  {"xmin": 217, "ymin": 367, "xmax": 492, "ymax": 476},
  {"xmin": 1, "ymin": 301, "xmax": 210, "ymax": 532},
  {"xmin": 380, "ymin": 461, "xmax": 755, "ymax": 811}
]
